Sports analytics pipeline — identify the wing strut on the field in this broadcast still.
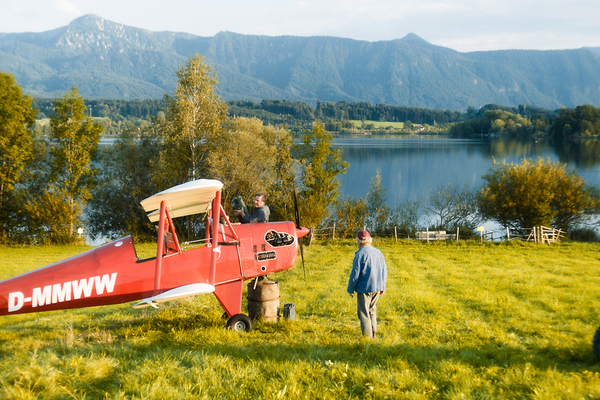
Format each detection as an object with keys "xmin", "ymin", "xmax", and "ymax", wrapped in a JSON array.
[
  {"xmin": 208, "ymin": 189, "xmax": 222, "ymax": 286},
  {"xmin": 219, "ymin": 203, "xmax": 240, "ymax": 241},
  {"xmin": 154, "ymin": 200, "xmax": 167, "ymax": 296},
  {"xmin": 153, "ymin": 199, "xmax": 182, "ymax": 296}
]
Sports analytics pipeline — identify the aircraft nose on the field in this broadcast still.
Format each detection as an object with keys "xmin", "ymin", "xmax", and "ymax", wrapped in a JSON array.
[{"xmin": 296, "ymin": 226, "xmax": 310, "ymax": 238}]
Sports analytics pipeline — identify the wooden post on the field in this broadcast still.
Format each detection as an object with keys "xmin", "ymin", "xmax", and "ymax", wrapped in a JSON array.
[
  {"xmin": 394, "ymin": 226, "xmax": 397, "ymax": 241},
  {"xmin": 506, "ymin": 227, "xmax": 510, "ymax": 241},
  {"xmin": 426, "ymin": 227, "xmax": 430, "ymax": 243},
  {"xmin": 456, "ymin": 227, "xmax": 459, "ymax": 241},
  {"xmin": 332, "ymin": 223, "xmax": 336, "ymax": 240}
]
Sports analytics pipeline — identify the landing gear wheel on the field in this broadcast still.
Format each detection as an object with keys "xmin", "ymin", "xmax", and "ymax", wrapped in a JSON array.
[
  {"xmin": 593, "ymin": 326, "xmax": 600, "ymax": 358},
  {"xmin": 227, "ymin": 314, "xmax": 253, "ymax": 332}
]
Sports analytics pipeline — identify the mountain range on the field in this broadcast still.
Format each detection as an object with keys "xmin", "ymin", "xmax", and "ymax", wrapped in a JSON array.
[{"xmin": 1, "ymin": 14, "xmax": 599, "ymax": 111}]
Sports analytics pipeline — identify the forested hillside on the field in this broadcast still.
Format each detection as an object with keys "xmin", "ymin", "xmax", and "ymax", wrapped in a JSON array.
[
  {"xmin": 32, "ymin": 98, "xmax": 466, "ymax": 131},
  {"xmin": 31, "ymin": 96, "xmax": 600, "ymax": 141},
  {"xmin": 2, "ymin": 14, "xmax": 600, "ymax": 111}
]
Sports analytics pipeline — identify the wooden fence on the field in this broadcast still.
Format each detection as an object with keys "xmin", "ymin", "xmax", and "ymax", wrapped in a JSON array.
[
  {"xmin": 310, "ymin": 224, "xmax": 565, "ymax": 243},
  {"xmin": 415, "ymin": 230, "xmax": 457, "ymax": 242},
  {"xmin": 525, "ymin": 226, "xmax": 564, "ymax": 243}
]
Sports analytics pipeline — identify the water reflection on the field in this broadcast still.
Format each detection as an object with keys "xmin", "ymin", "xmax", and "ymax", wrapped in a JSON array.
[
  {"xmin": 335, "ymin": 137, "xmax": 600, "ymax": 207},
  {"xmin": 485, "ymin": 138, "xmax": 549, "ymax": 159},
  {"xmin": 551, "ymin": 139, "xmax": 600, "ymax": 168}
]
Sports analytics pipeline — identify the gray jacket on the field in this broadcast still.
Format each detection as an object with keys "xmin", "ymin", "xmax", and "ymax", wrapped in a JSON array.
[{"xmin": 241, "ymin": 205, "xmax": 270, "ymax": 223}]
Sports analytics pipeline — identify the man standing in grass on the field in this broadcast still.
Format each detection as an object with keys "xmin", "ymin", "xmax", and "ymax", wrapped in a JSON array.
[{"xmin": 347, "ymin": 230, "xmax": 387, "ymax": 338}]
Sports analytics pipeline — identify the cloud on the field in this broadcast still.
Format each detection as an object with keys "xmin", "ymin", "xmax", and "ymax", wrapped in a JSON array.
[{"xmin": 52, "ymin": 1, "xmax": 82, "ymax": 16}]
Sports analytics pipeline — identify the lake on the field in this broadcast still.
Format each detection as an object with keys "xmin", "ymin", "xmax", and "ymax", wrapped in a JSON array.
[
  {"xmin": 99, "ymin": 135, "xmax": 600, "ymax": 233},
  {"xmin": 334, "ymin": 135, "xmax": 600, "ymax": 210}
]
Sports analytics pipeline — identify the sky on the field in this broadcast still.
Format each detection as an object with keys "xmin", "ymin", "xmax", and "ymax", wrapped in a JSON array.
[{"xmin": 1, "ymin": 0, "xmax": 599, "ymax": 52}]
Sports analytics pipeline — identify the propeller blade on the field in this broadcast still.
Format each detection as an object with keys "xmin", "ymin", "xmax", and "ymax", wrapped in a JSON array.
[
  {"xmin": 299, "ymin": 239, "xmax": 306, "ymax": 280},
  {"xmin": 293, "ymin": 183, "xmax": 300, "ymax": 229},
  {"xmin": 293, "ymin": 181, "xmax": 306, "ymax": 280}
]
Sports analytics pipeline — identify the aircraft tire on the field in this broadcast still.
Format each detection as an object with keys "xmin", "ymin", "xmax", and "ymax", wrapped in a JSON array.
[
  {"xmin": 594, "ymin": 326, "xmax": 600, "ymax": 358},
  {"xmin": 227, "ymin": 314, "xmax": 253, "ymax": 332}
]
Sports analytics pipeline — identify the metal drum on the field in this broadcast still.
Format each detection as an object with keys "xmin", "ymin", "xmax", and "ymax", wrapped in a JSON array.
[{"xmin": 247, "ymin": 279, "xmax": 280, "ymax": 322}]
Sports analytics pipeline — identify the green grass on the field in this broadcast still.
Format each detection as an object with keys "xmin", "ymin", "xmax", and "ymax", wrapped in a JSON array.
[
  {"xmin": 349, "ymin": 120, "xmax": 405, "ymax": 129},
  {"xmin": 0, "ymin": 239, "xmax": 599, "ymax": 398}
]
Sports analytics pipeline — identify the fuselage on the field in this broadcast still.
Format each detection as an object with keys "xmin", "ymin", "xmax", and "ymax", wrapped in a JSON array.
[{"xmin": 0, "ymin": 221, "xmax": 304, "ymax": 316}]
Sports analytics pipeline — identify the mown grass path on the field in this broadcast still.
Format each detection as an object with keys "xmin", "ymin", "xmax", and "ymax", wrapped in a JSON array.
[{"xmin": 0, "ymin": 240, "xmax": 598, "ymax": 398}]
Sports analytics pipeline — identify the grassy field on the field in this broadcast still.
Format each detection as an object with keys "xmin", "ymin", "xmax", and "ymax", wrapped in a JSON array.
[
  {"xmin": 0, "ymin": 239, "xmax": 599, "ymax": 399},
  {"xmin": 349, "ymin": 120, "xmax": 405, "ymax": 129}
]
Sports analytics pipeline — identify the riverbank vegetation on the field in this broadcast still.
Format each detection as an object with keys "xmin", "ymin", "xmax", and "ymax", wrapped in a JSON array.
[
  {"xmin": 3, "ymin": 57, "xmax": 600, "ymax": 245},
  {"xmin": 0, "ymin": 59, "xmax": 349, "ymax": 244},
  {"xmin": 0, "ymin": 240, "xmax": 599, "ymax": 398},
  {"xmin": 326, "ymin": 159, "xmax": 600, "ymax": 241},
  {"xmin": 32, "ymin": 95, "xmax": 600, "ymax": 139}
]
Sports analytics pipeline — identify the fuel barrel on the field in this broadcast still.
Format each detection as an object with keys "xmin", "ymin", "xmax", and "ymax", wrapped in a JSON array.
[{"xmin": 247, "ymin": 279, "xmax": 280, "ymax": 322}]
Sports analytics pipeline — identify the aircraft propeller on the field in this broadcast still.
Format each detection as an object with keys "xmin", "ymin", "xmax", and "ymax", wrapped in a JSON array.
[{"xmin": 293, "ymin": 181, "xmax": 306, "ymax": 280}]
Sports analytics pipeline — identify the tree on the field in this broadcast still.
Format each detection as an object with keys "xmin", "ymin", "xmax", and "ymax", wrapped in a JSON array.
[
  {"xmin": 482, "ymin": 110, "xmax": 531, "ymax": 136},
  {"xmin": 294, "ymin": 121, "xmax": 348, "ymax": 229},
  {"xmin": 154, "ymin": 55, "xmax": 227, "ymax": 188},
  {"xmin": 426, "ymin": 184, "xmax": 479, "ymax": 231},
  {"xmin": 391, "ymin": 200, "xmax": 421, "ymax": 236},
  {"xmin": 0, "ymin": 73, "xmax": 36, "ymax": 242},
  {"xmin": 208, "ymin": 117, "xmax": 295, "ymax": 221},
  {"xmin": 87, "ymin": 56, "xmax": 229, "ymax": 242},
  {"xmin": 326, "ymin": 196, "xmax": 368, "ymax": 238},
  {"xmin": 265, "ymin": 121, "xmax": 296, "ymax": 223},
  {"xmin": 477, "ymin": 158, "xmax": 600, "ymax": 231},
  {"xmin": 366, "ymin": 169, "xmax": 391, "ymax": 234},
  {"xmin": 88, "ymin": 129, "xmax": 159, "ymax": 241},
  {"xmin": 34, "ymin": 87, "xmax": 102, "ymax": 240},
  {"xmin": 550, "ymin": 105, "xmax": 600, "ymax": 139}
]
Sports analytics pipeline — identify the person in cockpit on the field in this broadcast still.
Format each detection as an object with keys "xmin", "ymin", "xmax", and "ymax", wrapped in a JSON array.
[{"xmin": 234, "ymin": 193, "xmax": 270, "ymax": 223}]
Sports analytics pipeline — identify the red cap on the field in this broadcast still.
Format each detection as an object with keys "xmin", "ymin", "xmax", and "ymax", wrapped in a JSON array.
[{"xmin": 357, "ymin": 230, "xmax": 371, "ymax": 239}]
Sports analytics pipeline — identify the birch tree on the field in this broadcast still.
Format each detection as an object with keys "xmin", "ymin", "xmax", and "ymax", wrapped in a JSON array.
[{"xmin": 155, "ymin": 55, "xmax": 227, "ymax": 187}]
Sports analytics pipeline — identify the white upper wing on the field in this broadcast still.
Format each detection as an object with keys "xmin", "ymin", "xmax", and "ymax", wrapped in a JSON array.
[{"xmin": 140, "ymin": 179, "xmax": 223, "ymax": 222}]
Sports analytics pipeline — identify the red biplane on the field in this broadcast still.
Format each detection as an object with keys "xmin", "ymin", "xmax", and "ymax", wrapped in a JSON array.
[{"xmin": 0, "ymin": 179, "xmax": 309, "ymax": 332}]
